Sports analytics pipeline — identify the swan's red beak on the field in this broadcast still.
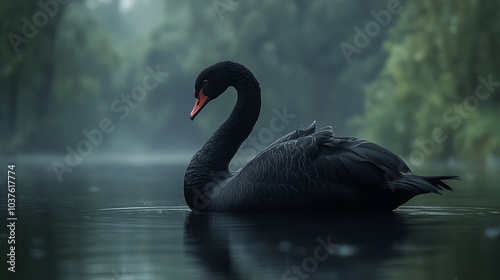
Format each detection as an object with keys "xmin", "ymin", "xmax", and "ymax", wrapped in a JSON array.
[{"xmin": 190, "ymin": 89, "xmax": 210, "ymax": 120}]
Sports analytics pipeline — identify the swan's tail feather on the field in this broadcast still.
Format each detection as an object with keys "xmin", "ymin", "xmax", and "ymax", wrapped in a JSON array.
[
  {"xmin": 418, "ymin": 175, "xmax": 458, "ymax": 191},
  {"xmin": 388, "ymin": 174, "xmax": 458, "ymax": 195}
]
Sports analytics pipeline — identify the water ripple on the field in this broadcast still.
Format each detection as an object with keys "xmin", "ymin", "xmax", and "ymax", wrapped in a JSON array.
[{"xmin": 396, "ymin": 206, "xmax": 500, "ymax": 216}]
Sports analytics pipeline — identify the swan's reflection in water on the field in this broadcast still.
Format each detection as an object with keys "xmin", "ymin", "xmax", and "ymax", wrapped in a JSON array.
[
  {"xmin": 12, "ymin": 204, "xmax": 497, "ymax": 279},
  {"xmin": 184, "ymin": 212, "xmax": 409, "ymax": 280}
]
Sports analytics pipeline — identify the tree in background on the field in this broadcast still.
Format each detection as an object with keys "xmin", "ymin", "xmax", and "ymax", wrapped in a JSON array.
[
  {"xmin": 0, "ymin": 1, "xmax": 120, "ymax": 154},
  {"xmin": 175, "ymin": 0, "xmax": 388, "ymax": 135},
  {"xmin": 1, "ymin": 0, "xmax": 498, "ymax": 162},
  {"xmin": 0, "ymin": 1, "xmax": 63, "ymax": 153},
  {"xmin": 360, "ymin": 0, "xmax": 500, "ymax": 162}
]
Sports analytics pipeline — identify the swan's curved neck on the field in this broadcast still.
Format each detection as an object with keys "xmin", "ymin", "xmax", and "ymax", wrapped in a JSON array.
[{"xmin": 184, "ymin": 66, "xmax": 261, "ymax": 209}]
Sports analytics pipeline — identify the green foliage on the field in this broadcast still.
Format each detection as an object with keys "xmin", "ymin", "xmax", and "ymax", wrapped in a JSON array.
[
  {"xmin": 1, "ymin": 1, "xmax": 122, "ymax": 154},
  {"xmin": 1, "ymin": 0, "xmax": 498, "ymax": 161},
  {"xmin": 361, "ymin": 0, "xmax": 500, "ymax": 160}
]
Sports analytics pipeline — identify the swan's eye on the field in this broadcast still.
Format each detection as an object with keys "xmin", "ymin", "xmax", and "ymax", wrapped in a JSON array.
[{"xmin": 203, "ymin": 79, "xmax": 208, "ymax": 84}]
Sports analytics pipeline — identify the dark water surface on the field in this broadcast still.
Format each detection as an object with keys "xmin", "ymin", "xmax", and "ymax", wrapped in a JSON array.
[{"xmin": 1, "ymin": 158, "xmax": 499, "ymax": 280}]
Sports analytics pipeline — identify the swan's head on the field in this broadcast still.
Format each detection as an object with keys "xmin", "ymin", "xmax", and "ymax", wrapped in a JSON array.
[{"xmin": 190, "ymin": 62, "xmax": 233, "ymax": 120}]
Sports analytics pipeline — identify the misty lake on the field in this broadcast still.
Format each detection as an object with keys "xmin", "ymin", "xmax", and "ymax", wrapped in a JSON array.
[{"xmin": 1, "ymin": 157, "xmax": 499, "ymax": 280}]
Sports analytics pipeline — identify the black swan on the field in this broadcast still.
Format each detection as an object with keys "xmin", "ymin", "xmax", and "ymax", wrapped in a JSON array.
[{"xmin": 184, "ymin": 61, "xmax": 457, "ymax": 212}]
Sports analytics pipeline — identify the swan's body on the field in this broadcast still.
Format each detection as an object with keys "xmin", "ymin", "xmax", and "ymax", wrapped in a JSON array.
[{"xmin": 184, "ymin": 61, "xmax": 456, "ymax": 212}]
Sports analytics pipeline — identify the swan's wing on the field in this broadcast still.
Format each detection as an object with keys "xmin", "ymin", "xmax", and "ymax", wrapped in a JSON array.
[
  {"xmin": 237, "ymin": 125, "xmax": 451, "ymax": 194},
  {"xmin": 315, "ymin": 138, "xmax": 411, "ymax": 186},
  {"xmin": 234, "ymin": 124, "xmax": 339, "ymax": 185},
  {"xmin": 315, "ymin": 138, "xmax": 455, "ymax": 194},
  {"xmin": 253, "ymin": 121, "xmax": 317, "ymax": 158}
]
